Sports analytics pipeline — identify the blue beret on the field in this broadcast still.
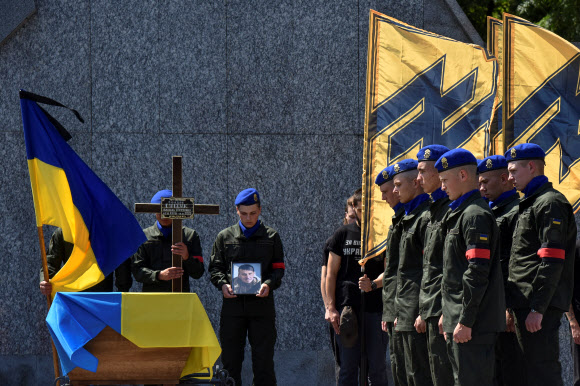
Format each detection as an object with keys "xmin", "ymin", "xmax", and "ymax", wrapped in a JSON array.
[
  {"xmin": 477, "ymin": 155, "xmax": 508, "ymax": 174},
  {"xmin": 375, "ymin": 165, "xmax": 395, "ymax": 186},
  {"xmin": 235, "ymin": 188, "xmax": 260, "ymax": 206},
  {"xmin": 391, "ymin": 159, "xmax": 418, "ymax": 176},
  {"xmin": 434, "ymin": 148, "xmax": 477, "ymax": 172},
  {"xmin": 151, "ymin": 189, "xmax": 172, "ymax": 204},
  {"xmin": 417, "ymin": 144, "xmax": 450, "ymax": 162},
  {"xmin": 505, "ymin": 143, "xmax": 545, "ymax": 162}
]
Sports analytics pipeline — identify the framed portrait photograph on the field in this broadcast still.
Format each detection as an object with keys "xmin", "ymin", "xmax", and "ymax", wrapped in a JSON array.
[{"xmin": 232, "ymin": 262, "xmax": 262, "ymax": 295}]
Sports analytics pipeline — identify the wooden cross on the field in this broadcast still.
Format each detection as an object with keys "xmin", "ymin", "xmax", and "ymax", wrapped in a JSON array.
[{"xmin": 134, "ymin": 156, "xmax": 220, "ymax": 292}]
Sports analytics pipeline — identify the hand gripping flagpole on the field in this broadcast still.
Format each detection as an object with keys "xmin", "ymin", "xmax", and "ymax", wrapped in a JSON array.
[
  {"xmin": 359, "ymin": 265, "xmax": 368, "ymax": 385},
  {"xmin": 37, "ymin": 226, "xmax": 62, "ymax": 385}
]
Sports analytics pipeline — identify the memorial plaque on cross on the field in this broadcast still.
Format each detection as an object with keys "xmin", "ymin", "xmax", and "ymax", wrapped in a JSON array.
[{"xmin": 134, "ymin": 156, "xmax": 220, "ymax": 292}]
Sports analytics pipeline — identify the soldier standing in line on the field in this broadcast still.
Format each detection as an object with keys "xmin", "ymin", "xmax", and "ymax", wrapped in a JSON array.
[
  {"xmin": 477, "ymin": 154, "xmax": 526, "ymax": 386},
  {"xmin": 376, "ymin": 165, "xmax": 407, "ymax": 386},
  {"xmin": 391, "ymin": 159, "xmax": 433, "ymax": 386},
  {"xmin": 209, "ymin": 188, "xmax": 285, "ymax": 386},
  {"xmin": 435, "ymin": 148, "xmax": 505, "ymax": 386},
  {"xmin": 505, "ymin": 143, "xmax": 576, "ymax": 386},
  {"xmin": 415, "ymin": 145, "xmax": 454, "ymax": 386}
]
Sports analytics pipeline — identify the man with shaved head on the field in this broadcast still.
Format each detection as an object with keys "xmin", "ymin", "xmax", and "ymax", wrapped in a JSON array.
[
  {"xmin": 505, "ymin": 143, "xmax": 576, "ymax": 386},
  {"xmin": 435, "ymin": 148, "xmax": 505, "ymax": 386}
]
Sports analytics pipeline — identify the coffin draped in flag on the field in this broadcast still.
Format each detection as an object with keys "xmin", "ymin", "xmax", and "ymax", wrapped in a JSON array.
[
  {"xmin": 46, "ymin": 292, "xmax": 221, "ymax": 377},
  {"xmin": 503, "ymin": 14, "xmax": 580, "ymax": 211},
  {"xmin": 20, "ymin": 91, "xmax": 147, "ymax": 294},
  {"xmin": 362, "ymin": 10, "xmax": 499, "ymax": 260}
]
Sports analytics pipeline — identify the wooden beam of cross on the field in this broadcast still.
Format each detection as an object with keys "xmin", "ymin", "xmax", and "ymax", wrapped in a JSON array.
[{"xmin": 134, "ymin": 156, "xmax": 219, "ymax": 292}]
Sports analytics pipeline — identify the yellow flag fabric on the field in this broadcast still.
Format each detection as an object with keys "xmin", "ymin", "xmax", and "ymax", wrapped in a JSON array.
[
  {"xmin": 121, "ymin": 293, "xmax": 221, "ymax": 378},
  {"xmin": 362, "ymin": 10, "xmax": 499, "ymax": 259},
  {"xmin": 503, "ymin": 14, "xmax": 580, "ymax": 211},
  {"xmin": 487, "ymin": 17, "xmax": 505, "ymax": 154}
]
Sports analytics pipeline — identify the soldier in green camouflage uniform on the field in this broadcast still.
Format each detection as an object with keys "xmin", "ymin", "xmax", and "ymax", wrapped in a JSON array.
[
  {"xmin": 416, "ymin": 145, "xmax": 453, "ymax": 386},
  {"xmin": 435, "ymin": 149, "xmax": 505, "ymax": 386},
  {"xmin": 478, "ymin": 155, "xmax": 525, "ymax": 386},
  {"xmin": 505, "ymin": 144, "xmax": 576, "ymax": 386},
  {"xmin": 392, "ymin": 159, "xmax": 432, "ymax": 386},
  {"xmin": 376, "ymin": 164, "xmax": 407, "ymax": 386}
]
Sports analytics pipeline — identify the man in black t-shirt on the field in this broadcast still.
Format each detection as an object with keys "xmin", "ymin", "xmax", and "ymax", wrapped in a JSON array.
[{"xmin": 325, "ymin": 189, "xmax": 388, "ymax": 386}]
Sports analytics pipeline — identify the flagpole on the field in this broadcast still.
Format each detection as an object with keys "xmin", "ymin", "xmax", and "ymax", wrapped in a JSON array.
[
  {"xmin": 359, "ymin": 265, "xmax": 367, "ymax": 386},
  {"xmin": 37, "ymin": 226, "xmax": 61, "ymax": 385}
]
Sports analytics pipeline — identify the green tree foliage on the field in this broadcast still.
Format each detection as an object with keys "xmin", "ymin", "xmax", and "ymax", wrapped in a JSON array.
[{"xmin": 457, "ymin": 0, "xmax": 580, "ymax": 42}]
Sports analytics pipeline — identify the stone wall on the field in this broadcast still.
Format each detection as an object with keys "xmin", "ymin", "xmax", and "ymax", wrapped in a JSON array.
[{"xmin": 0, "ymin": 0, "xmax": 573, "ymax": 384}]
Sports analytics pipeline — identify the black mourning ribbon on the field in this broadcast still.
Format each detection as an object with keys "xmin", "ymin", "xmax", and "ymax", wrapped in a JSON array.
[{"xmin": 19, "ymin": 90, "xmax": 85, "ymax": 142}]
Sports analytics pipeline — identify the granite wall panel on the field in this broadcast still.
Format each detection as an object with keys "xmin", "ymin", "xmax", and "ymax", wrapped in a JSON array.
[
  {"xmin": 227, "ymin": 0, "xmax": 294, "ymax": 134},
  {"xmin": 90, "ymin": 0, "xmax": 159, "ymax": 133},
  {"xmin": 0, "ymin": 0, "xmax": 90, "ymax": 134},
  {"xmin": 158, "ymin": 0, "xmax": 227, "ymax": 134}
]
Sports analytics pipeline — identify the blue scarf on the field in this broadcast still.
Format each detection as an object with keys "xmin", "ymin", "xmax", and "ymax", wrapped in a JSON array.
[
  {"xmin": 404, "ymin": 193, "xmax": 430, "ymax": 215},
  {"xmin": 522, "ymin": 175, "xmax": 548, "ymax": 198},
  {"xmin": 430, "ymin": 188, "xmax": 447, "ymax": 203},
  {"xmin": 156, "ymin": 221, "xmax": 172, "ymax": 238},
  {"xmin": 449, "ymin": 189, "xmax": 479, "ymax": 211},
  {"xmin": 239, "ymin": 220, "xmax": 261, "ymax": 238},
  {"xmin": 489, "ymin": 188, "xmax": 517, "ymax": 208},
  {"xmin": 393, "ymin": 202, "xmax": 404, "ymax": 213}
]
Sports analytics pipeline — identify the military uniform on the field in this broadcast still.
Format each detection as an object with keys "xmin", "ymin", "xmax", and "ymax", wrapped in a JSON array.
[
  {"xmin": 490, "ymin": 189, "xmax": 525, "ymax": 386},
  {"xmin": 209, "ymin": 221, "xmax": 284, "ymax": 386},
  {"xmin": 41, "ymin": 227, "xmax": 132, "ymax": 292},
  {"xmin": 419, "ymin": 188, "xmax": 453, "ymax": 386},
  {"xmin": 394, "ymin": 192, "xmax": 432, "ymax": 386},
  {"xmin": 435, "ymin": 149, "xmax": 505, "ymax": 386},
  {"xmin": 507, "ymin": 178, "xmax": 576, "ymax": 386},
  {"xmin": 382, "ymin": 203, "xmax": 407, "ymax": 386},
  {"xmin": 131, "ymin": 223, "xmax": 204, "ymax": 292},
  {"xmin": 441, "ymin": 190, "xmax": 506, "ymax": 385}
]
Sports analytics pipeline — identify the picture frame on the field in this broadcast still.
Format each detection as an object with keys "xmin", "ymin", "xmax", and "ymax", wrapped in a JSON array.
[{"xmin": 231, "ymin": 262, "xmax": 262, "ymax": 295}]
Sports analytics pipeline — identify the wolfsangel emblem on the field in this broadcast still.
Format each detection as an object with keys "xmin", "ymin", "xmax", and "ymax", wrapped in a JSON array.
[
  {"xmin": 424, "ymin": 149, "xmax": 431, "ymax": 159},
  {"xmin": 253, "ymin": 194, "xmax": 258, "ymax": 202},
  {"xmin": 511, "ymin": 148, "xmax": 517, "ymax": 158},
  {"xmin": 394, "ymin": 164, "xmax": 400, "ymax": 173},
  {"xmin": 486, "ymin": 159, "xmax": 493, "ymax": 169},
  {"xmin": 442, "ymin": 158, "xmax": 448, "ymax": 169}
]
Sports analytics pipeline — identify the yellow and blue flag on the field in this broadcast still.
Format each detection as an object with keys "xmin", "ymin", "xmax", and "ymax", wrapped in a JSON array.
[
  {"xmin": 503, "ymin": 14, "xmax": 580, "ymax": 212},
  {"xmin": 362, "ymin": 10, "xmax": 499, "ymax": 259},
  {"xmin": 20, "ymin": 91, "xmax": 146, "ymax": 294},
  {"xmin": 46, "ymin": 292, "xmax": 221, "ymax": 377}
]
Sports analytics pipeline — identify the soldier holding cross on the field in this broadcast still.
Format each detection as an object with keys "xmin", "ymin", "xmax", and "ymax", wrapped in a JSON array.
[{"xmin": 131, "ymin": 189, "xmax": 204, "ymax": 292}]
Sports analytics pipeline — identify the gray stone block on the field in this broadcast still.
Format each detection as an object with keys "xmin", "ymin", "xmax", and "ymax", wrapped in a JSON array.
[
  {"xmin": 0, "ymin": 0, "xmax": 90, "ymax": 135},
  {"xmin": 291, "ymin": 0, "xmax": 358, "ymax": 134},
  {"xmin": 0, "ymin": 0, "xmax": 35, "ymax": 46},
  {"xmin": 90, "ymin": 0, "xmax": 159, "ymax": 133},
  {"xmin": 158, "ymin": 1, "xmax": 227, "ymax": 134},
  {"xmin": 227, "ymin": 0, "xmax": 294, "ymax": 134}
]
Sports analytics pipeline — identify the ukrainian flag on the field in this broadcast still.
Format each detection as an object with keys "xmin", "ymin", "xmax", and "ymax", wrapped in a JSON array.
[
  {"xmin": 503, "ymin": 14, "xmax": 580, "ymax": 211},
  {"xmin": 20, "ymin": 91, "xmax": 146, "ymax": 294},
  {"xmin": 46, "ymin": 292, "xmax": 221, "ymax": 377},
  {"xmin": 362, "ymin": 10, "xmax": 498, "ymax": 259}
]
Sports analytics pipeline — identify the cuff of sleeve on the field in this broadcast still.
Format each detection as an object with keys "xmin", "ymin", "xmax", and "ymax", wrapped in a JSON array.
[
  {"xmin": 153, "ymin": 270, "xmax": 161, "ymax": 283},
  {"xmin": 529, "ymin": 302, "xmax": 547, "ymax": 315},
  {"xmin": 458, "ymin": 312, "xmax": 475, "ymax": 328},
  {"xmin": 217, "ymin": 280, "xmax": 228, "ymax": 290},
  {"xmin": 263, "ymin": 279, "xmax": 273, "ymax": 288}
]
